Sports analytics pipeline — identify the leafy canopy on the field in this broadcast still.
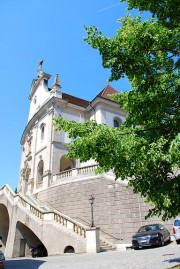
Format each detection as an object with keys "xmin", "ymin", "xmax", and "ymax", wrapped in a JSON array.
[{"xmin": 54, "ymin": 0, "xmax": 180, "ymax": 220}]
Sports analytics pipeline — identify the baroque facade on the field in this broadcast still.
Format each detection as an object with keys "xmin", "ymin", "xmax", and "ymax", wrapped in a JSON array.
[
  {"xmin": 19, "ymin": 61, "xmax": 125, "ymax": 196},
  {"xmin": 0, "ymin": 62, "xmax": 172, "ymax": 258}
]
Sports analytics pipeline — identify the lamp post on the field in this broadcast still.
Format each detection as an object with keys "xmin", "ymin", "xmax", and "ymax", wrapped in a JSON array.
[{"xmin": 89, "ymin": 195, "xmax": 95, "ymax": 227}]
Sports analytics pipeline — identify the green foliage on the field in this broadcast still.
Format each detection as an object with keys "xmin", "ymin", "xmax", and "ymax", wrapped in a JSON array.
[
  {"xmin": 54, "ymin": 0, "xmax": 180, "ymax": 220},
  {"xmin": 122, "ymin": 0, "xmax": 180, "ymax": 28}
]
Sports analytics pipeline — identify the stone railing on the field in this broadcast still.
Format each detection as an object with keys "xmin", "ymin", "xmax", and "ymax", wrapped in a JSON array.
[
  {"xmin": 54, "ymin": 212, "xmax": 86, "ymax": 238},
  {"xmin": 56, "ymin": 169, "xmax": 73, "ymax": 179},
  {"xmin": 0, "ymin": 184, "xmax": 87, "ymax": 238},
  {"xmin": 53, "ymin": 164, "xmax": 98, "ymax": 182},
  {"xmin": 77, "ymin": 164, "xmax": 98, "ymax": 175}
]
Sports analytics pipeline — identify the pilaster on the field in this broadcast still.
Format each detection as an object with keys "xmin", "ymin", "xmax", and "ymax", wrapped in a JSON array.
[{"xmin": 86, "ymin": 227, "xmax": 100, "ymax": 253}]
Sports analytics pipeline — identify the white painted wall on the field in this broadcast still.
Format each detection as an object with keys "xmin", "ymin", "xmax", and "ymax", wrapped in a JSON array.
[
  {"xmin": 19, "ymin": 69, "xmax": 126, "ymax": 195},
  {"xmin": 28, "ymin": 80, "xmax": 51, "ymax": 122},
  {"xmin": 105, "ymin": 111, "xmax": 125, "ymax": 127}
]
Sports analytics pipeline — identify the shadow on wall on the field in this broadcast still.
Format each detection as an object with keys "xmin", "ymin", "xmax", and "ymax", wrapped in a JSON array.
[{"xmin": 4, "ymin": 259, "xmax": 46, "ymax": 269}]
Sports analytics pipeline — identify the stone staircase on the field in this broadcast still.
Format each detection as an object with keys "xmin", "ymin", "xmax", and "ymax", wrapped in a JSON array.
[
  {"xmin": 30, "ymin": 195, "xmax": 117, "ymax": 252},
  {"xmin": 26, "ymin": 192, "xmax": 117, "ymax": 253},
  {"xmin": 17, "ymin": 190, "xmax": 87, "ymax": 240},
  {"xmin": 100, "ymin": 239, "xmax": 116, "ymax": 252}
]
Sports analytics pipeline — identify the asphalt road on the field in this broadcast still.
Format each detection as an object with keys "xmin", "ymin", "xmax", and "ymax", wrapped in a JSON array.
[{"xmin": 3, "ymin": 243, "xmax": 180, "ymax": 269}]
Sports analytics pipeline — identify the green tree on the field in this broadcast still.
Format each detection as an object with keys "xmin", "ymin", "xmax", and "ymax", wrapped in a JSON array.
[{"xmin": 54, "ymin": 0, "xmax": 180, "ymax": 220}]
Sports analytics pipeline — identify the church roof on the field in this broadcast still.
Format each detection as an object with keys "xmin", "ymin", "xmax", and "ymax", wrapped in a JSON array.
[
  {"xmin": 61, "ymin": 85, "xmax": 118, "ymax": 108},
  {"xmin": 96, "ymin": 85, "xmax": 118, "ymax": 101},
  {"xmin": 62, "ymin": 93, "xmax": 89, "ymax": 107}
]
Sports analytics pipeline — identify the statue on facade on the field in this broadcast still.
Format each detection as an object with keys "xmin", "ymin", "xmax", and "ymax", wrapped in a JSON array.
[{"xmin": 38, "ymin": 59, "xmax": 43, "ymax": 77}]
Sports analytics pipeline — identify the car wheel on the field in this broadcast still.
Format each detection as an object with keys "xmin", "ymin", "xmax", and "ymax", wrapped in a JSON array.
[
  {"xmin": 176, "ymin": 239, "xmax": 180, "ymax": 245},
  {"xmin": 134, "ymin": 247, "xmax": 139, "ymax": 250},
  {"xmin": 160, "ymin": 236, "xmax": 165, "ymax": 246}
]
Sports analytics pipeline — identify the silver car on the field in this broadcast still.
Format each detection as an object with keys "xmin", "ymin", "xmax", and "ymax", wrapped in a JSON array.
[{"xmin": 173, "ymin": 217, "xmax": 180, "ymax": 244}]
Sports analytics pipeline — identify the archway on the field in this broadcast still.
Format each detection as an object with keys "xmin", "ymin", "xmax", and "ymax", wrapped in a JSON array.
[
  {"xmin": 60, "ymin": 155, "xmax": 75, "ymax": 172},
  {"xmin": 0, "ymin": 204, "xmax": 9, "ymax": 252},
  {"xmin": 64, "ymin": 245, "xmax": 75, "ymax": 253},
  {"xmin": 12, "ymin": 221, "xmax": 47, "ymax": 258}
]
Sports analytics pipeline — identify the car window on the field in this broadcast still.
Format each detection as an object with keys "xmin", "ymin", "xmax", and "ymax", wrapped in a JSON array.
[
  {"xmin": 138, "ymin": 225, "xmax": 160, "ymax": 233},
  {"xmin": 138, "ymin": 227, "xmax": 147, "ymax": 232},
  {"xmin": 174, "ymin": 220, "xmax": 180, "ymax": 226},
  {"xmin": 151, "ymin": 225, "xmax": 160, "ymax": 231},
  {"xmin": 138, "ymin": 226, "xmax": 151, "ymax": 232}
]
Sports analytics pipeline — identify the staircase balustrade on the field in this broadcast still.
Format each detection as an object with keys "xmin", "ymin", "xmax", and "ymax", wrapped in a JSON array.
[
  {"xmin": 30, "ymin": 205, "xmax": 43, "ymax": 219},
  {"xmin": 0, "ymin": 184, "xmax": 115, "ymax": 253},
  {"xmin": 54, "ymin": 212, "xmax": 86, "ymax": 238},
  {"xmin": 1, "ymin": 184, "xmax": 87, "ymax": 239}
]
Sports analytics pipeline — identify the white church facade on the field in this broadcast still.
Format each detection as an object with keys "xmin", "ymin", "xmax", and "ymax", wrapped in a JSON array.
[
  {"xmin": 0, "ymin": 61, "xmax": 173, "ymax": 258},
  {"xmin": 19, "ymin": 60, "xmax": 125, "ymax": 196}
]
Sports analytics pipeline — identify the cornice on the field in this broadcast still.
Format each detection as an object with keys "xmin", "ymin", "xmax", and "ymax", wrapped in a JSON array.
[{"xmin": 21, "ymin": 95, "xmax": 89, "ymax": 145}]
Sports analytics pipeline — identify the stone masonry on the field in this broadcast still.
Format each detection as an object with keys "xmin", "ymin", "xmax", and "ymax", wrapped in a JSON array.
[{"xmin": 36, "ymin": 176, "xmax": 173, "ymax": 245}]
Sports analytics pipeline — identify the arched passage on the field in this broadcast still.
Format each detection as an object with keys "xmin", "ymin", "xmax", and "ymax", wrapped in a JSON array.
[
  {"xmin": 13, "ymin": 221, "xmax": 48, "ymax": 258},
  {"xmin": 0, "ymin": 204, "xmax": 9, "ymax": 252},
  {"xmin": 60, "ymin": 155, "xmax": 75, "ymax": 172}
]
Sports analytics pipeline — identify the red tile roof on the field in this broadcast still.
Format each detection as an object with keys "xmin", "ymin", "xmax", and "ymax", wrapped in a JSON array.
[
  {"xmin": 62, "ymin": 93, "xmax": 89, "ymax": 107},
  {"xmin": 97, "ymin": 85, "xmax": 119, "ymax": 101},
  {"xmin": 60, "ymin": 85, "xmax": 118, "ymax": 108}
]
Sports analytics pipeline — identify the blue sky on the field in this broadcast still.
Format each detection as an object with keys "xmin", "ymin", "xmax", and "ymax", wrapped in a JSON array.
[{"xmin": 0, "ymin": 0, "xmax": 134, "ymax": 190}]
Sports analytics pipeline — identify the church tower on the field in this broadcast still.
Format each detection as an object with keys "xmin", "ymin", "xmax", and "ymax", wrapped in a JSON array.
[{"xmin": 19, "ymin": 61, "xmax": 63, "ymax": 194}]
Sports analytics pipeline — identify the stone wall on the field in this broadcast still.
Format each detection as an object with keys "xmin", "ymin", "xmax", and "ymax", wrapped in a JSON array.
[{"xmin": 37, "ymin": 175, "xmax": 173, "ymax": 244}]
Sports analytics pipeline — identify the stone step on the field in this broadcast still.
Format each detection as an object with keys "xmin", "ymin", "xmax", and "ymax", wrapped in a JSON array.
[{"xmin": 100, "ymin": 240, "xmax": 115, "ymax": 252}]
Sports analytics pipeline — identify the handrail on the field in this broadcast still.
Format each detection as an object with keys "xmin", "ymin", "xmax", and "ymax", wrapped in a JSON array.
[
  {"xmin": 100, "ymin": 229, "xmax": 123, "ymax": 241},
  {"xmin": 76, "ymin": 216, "xmax": 123, "ymax": 241},
  {"xmin": 0, "ymin": 184, "xmax": 87, "ymax": 238}
]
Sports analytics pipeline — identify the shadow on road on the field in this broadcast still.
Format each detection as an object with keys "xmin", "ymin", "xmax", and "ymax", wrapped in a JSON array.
[
  {"xmin": 164, "ymin": 258, "xmax": 180, "ymax": 263},
  {"xmin": 163, "ymin": 257, "xmax": 180, "ymax": 269},
  {"xmin": 4, "ymin": 258, "xmax": 46, "ymax": 269}
]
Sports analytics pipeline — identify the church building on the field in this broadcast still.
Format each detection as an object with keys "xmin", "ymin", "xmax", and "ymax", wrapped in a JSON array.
[
  {"xmin": 19, "ymin": 60, "xmax": 125, "ymax": 196},
  {"xmin": 0, "ymin": 61, "xmax": 172, "ymax": 258}
]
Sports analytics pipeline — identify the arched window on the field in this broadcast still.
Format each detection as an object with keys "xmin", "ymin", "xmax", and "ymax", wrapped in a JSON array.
[
  {"xmin": 40, "ymin": 124, "xmax": 45, "ymax": 141},
  {"xmin": 41, "ymin": 125, "xmax": 44, "ymax": 140},
  {"xmin": 114, "ymin": 118, "xmax": 121, "ymax": 128},
  {"xmin": 37, "ymin": 160, "xmax": 44, "ymax": 183}
]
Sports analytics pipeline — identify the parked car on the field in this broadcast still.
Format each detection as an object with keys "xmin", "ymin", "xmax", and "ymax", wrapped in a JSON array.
[
  {"xmin": 173, "ymin": 217, "xmax": 180, "ymax": 244},
  {"xmin": 132, "ymin": 224, "xmax": 171, "ymax": 250}
]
